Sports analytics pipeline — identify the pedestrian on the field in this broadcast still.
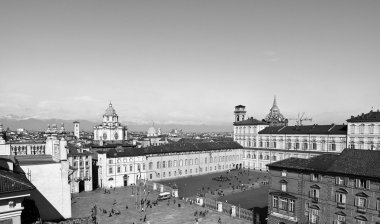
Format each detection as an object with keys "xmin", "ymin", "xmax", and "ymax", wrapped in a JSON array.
[{"xmin": 218, "ymin": 217, "xmax": 221, "ymax": 224}]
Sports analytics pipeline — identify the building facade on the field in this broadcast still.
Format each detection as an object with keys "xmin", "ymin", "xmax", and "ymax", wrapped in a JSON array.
[
  {"xmin": 347, "ymin": 110, "xmax": 380, "ymax": 150},
  {"xmin": 93, "ymin": 102, "xmax": 127, "ymax": 142},
  {"xmin": 96, "ymin": 141, "xmax": 244, "ymax": 189},
  {"xmin": 233, "ymin": 99, "xmax": 379, "ymax": 172},
  {"xmin": 267, "ymin": 148, "xmax": 380, "ymax": 224},
  {"xmin": 0, "ymin": 158, "xmax": 35, "ymax": 224},
  {"xmin": 68, "ymin": 148, "xmax": 93, "ymax": 193},
  {"xmin": 0, "ymin": 126, "xmax": 72, "ymax": 221}
]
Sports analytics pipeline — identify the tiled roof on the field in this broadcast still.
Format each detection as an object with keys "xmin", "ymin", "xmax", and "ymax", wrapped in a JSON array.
[
  {"xmin": 259, "ymin": 124, "xmax": 347, "ymax": 135},
  {"xmin": 327, "ymin": 149, "xmax": 380, "ymax": 179},
  {"xmin": 99, "ymin": 141, "xmax": 243, "ymax": 158},
  {"xmin": 347, "ymin": 110, "xmax": 380, "ymax": 123},
  {"xmin": 0, "ymin": 170, "xmax": 35, "ymax": 194},
  {"xmin": 268, "ymin": 148, "xmax": 380, "ymax": 179},
  {"xmin": 233, "ymin": 117, "xmax": 268, "ymax": 126}
]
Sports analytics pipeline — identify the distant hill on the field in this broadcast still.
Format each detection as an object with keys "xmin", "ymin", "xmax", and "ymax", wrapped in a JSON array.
[{"xmin": 0, "ymin": 117, "xmax": 233, "ymax": 133}]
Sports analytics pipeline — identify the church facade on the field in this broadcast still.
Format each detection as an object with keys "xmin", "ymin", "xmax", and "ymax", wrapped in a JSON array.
[{"xmin": 93, "ymin": 103, "xmax": 127, "ymax": 142}]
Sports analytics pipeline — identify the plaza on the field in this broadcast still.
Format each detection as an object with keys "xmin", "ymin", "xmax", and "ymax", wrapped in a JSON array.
[
  {"xmin": 71, "ymin": 186, "xmax": 252, "ymax": 224},
  {"xmin": 159, "ymin": 169, "xmax": 269, "ymax": 210}
]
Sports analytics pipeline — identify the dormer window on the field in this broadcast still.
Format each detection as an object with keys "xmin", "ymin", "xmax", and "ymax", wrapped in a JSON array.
[
  {"xmin": 356, "ymin": 179, "xmax": 370, "ymax": 189},
  {"xmin": 311, "ymin": 173, "xmax": 319, "ymax": 182},
  {"xmin": 280, "ymin": 179, "xmax": 288, "ymax": 192}
]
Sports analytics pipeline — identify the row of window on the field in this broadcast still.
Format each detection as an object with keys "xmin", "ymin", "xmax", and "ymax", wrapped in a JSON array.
[
  {"xmin": 242, "ymin": 140, "xmax": 340, "ymax": 151},
  {"xmin": 108, "ymin": 163, "xmax": 146, "ymax": 174},
  {"xmin": 149, "ymin": 156, "xmax": 240, "ymax": 170},
  {"xmin": 349, "ymin": 124, "xmax": 380, "ymax": 135},
  {"xmin": 152, "ymin": 164, "xmax": 232, "ymax": 179}
]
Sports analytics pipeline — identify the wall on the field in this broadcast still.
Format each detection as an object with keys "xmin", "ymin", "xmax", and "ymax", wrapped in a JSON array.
[{"xmin": 20, "ymin": 162, "xmax": 71, "ymax": 220}]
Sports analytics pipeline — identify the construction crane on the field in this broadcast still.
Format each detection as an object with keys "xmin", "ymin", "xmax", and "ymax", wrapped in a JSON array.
[{"xmin": 288, "ymin": 112, "xmax": 312, "ymax": 126}]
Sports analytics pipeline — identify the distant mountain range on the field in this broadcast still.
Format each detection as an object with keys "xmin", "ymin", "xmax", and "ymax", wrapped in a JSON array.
[{"xmin": 0, "ymin": 115, "xmax": 233, "ymax": 133}]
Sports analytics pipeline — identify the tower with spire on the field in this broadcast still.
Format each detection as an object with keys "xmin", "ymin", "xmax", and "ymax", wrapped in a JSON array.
[{"xmin": 264, "ymin": 95, "xmax": 287, "ymax": 126}]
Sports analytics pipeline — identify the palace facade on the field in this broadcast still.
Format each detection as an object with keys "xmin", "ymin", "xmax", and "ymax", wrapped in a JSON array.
[
  {"xmin": 96, "ymin": 141, "xmax": 243, "ymax": 189},
  {"xmin": 233, "ymin": 98, "xmax": 380, "ymax": 171},
  {"xmin": 93, "ymin": 102, "xmax": 127, "ymax": 142},
  {"xmin": 267, "ymin": 148, "xmax": 380, "ymax": 224}
]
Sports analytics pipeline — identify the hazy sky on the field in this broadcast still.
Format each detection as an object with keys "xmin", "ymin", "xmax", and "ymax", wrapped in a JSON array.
[{"xmin": 1, "ymin": 0, "xmax": 379, "ymax": 125}]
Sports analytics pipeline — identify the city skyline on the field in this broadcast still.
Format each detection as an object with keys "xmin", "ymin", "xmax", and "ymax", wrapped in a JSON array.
[{"xmin": 1, "ymin": 1, "xmax": 379, "ymax": 125}]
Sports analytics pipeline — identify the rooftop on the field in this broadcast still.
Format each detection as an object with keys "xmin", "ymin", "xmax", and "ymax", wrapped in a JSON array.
[
  {"xmin": 0, "ymin": 169, "xmax": 35, "ymax": 194},
  {"xmin": 267, "ymin": 148, "xmax": 380, "ymax": 179},
  {"xmin": 347, "ymin": 110, "xmax": 380, "ymax": 123},
  {"xmin": 233, "ymin": 117, "xmax": 268, "ymax": 126},
  {"xmin": 97, "ymin": 140, "xmax": 243, "ymax": 158},
  {"xmin": 259, "ymin": 124, "xmax": 347, "ymax": 135}
]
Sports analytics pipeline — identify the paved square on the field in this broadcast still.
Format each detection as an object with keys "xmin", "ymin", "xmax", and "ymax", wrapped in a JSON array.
[{"xmin": 71, "ymin": 186, "xmax": 251, "ymax": 224}]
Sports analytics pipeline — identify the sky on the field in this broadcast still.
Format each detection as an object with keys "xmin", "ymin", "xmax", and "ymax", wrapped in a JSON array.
[{"xmin": 0, "ymin": 0, "xmax": 379, "ymax": 126}]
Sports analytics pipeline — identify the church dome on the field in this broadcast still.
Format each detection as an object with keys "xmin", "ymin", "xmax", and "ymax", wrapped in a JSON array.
[
  {"xmin": 104, "ymin": 102, "xmax": 117, "ymax": 116},
  {"xmin": 147, "ymin": 127, "xmax": 157, "ymax": 136}
]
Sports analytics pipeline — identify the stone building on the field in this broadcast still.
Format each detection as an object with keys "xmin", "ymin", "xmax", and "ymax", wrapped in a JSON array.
[
  {"xmin": 67, "ymin": 147, "xmax": 93, "ymax": 193},
  {"xmin": 0, "ymin": 124, "xmax": 71, "ymax": 221},
  {"xmin": 0, "ymin": 158, "xmax": 35, "ymax": 224},
  {"xmin": 96, "ymin": 141, "xmax": 243, "ymax": 189},
  {"xmin": 347, "ymin": 110, "xmax": 380, "ymax": 150},
  {"xmin": 267, "ymin": 148, "xmax": 380, "ymax": 224}
]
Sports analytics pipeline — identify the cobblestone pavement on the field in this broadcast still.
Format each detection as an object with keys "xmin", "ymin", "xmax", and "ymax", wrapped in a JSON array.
[{"xmin": 71, "ymin": 187, "xmax": 251, "ymax": 224}]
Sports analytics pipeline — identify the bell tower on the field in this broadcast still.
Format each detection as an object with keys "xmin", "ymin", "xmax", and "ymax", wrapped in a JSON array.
[
  {"xmin": 234, "ymin": 105, "xmax": 246, "ymax": 122},
  {"xmin": 73, "ymin": 121, "xmax": 80, "ymax": 139}
]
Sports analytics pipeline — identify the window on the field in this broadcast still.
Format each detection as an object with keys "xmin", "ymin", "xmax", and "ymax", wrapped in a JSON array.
[
  {"xmin": 143, "ymin": 164, "xmax": 145, "ymax": 170},
  {"xmin": 273, "ymin": 196, "xmax": 278, "ymax": 208},
  {"xmin": 303, "ymin": 143, "xmax": 308, "ymax": 150},
  {"xmin": 266, "ymin": 142, "xmax": 269, "ymax": 148},
  {"xmin": 162, "ymin": 161, "xmax": 166, "ymax": 168},
  {"xmin": 311, "ymin": 173, "xmax": 319, "ymax": 181},
  {"xmin": 205, "ymin": 157, "xmax": 207, "ymax": 164},
  {"xmin": 289, "ymin": 200, "xmax": 295, "ymax": 212},
  {"xmin": 336, "ymin": 177, "xmax": 346, "ymax": 186},
  {"xmin": 117, "ymin": 166, "xmax": 121, "ymax": 173},
  {"xmin": 109, "ymin": 159, "xmax": 113, "ymax": 164},
  {"xmin": 273, "ymin": 142, "xmax": 277, "ymax": 148},
  {"xmin": 310, "ymin": 209, "xmax": 319, "ymax": 224},
  {"xmin": 157, "ymin": 162, "xmax": 160, "ymax": 169},
  {"xmin": 356, "ymin": 197, "xmax": 367, "ymax": 208},
  {"xmin": 356, "ymin": 179, "xmax": 370, "ymax": 189},
  {"xmin": 169, "ymin": 171, "xmax": 171, "ymax": 177},
  {"xmin": 312, "ymin": 143, "xmax": 317, "ymax": 150},
  {"xmin": 130, "ymin": 165, "xmax": 133, "ymax": 172},
  {"xmin": 359, "ymin": 124, "xmax": 365, "ymax": 134},
  {"xmin": 150, "ymin": 174, "xmax": 152, "ymax": 179},
  {"xmin": 109, "ymin": 167, "xmax": 113, "ymax": 174},
  {"xmin": 279, "ymin": 198, "xmax": 288, "ymax": 210},
  {"xmin": 149, "ymin": 162, "xmax": 153, "ymax": 170},
  {"xmin": 336, "ymin": 192, "xmax": 346, "ymax": 204},
  {"xmin": 336, "ymin": 215, "xmax": 345, "ymax": 224},
  {"xmin": 295, "ymin": 142, "xmax": 299, "ymax": 149},
  {"xmin": 281, "ymin": 170, "xmax": 287, "ymax": 177},
  {"xmin": 369, "ymin": 125, "xmax": 375, "ymax": 134},
  {"xmin": 281, "ymin": 183, "xmax": 287, "ymax": 192},
  {"xmin": 310, "ymin": 189, "xmax": 319, "ymax": 200},
  {"xmin": 331, "ymin": 143, "xmax": 336, "ymax": 151}
]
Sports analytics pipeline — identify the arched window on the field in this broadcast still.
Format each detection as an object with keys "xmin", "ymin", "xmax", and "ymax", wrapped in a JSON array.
[
  {"xmin": 156, "ymin": 161, "xmax": 160, "ymax": 169},
  {"xmin": 179, "ymin": 159, "xmax": 183, "ymax": 166}
]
